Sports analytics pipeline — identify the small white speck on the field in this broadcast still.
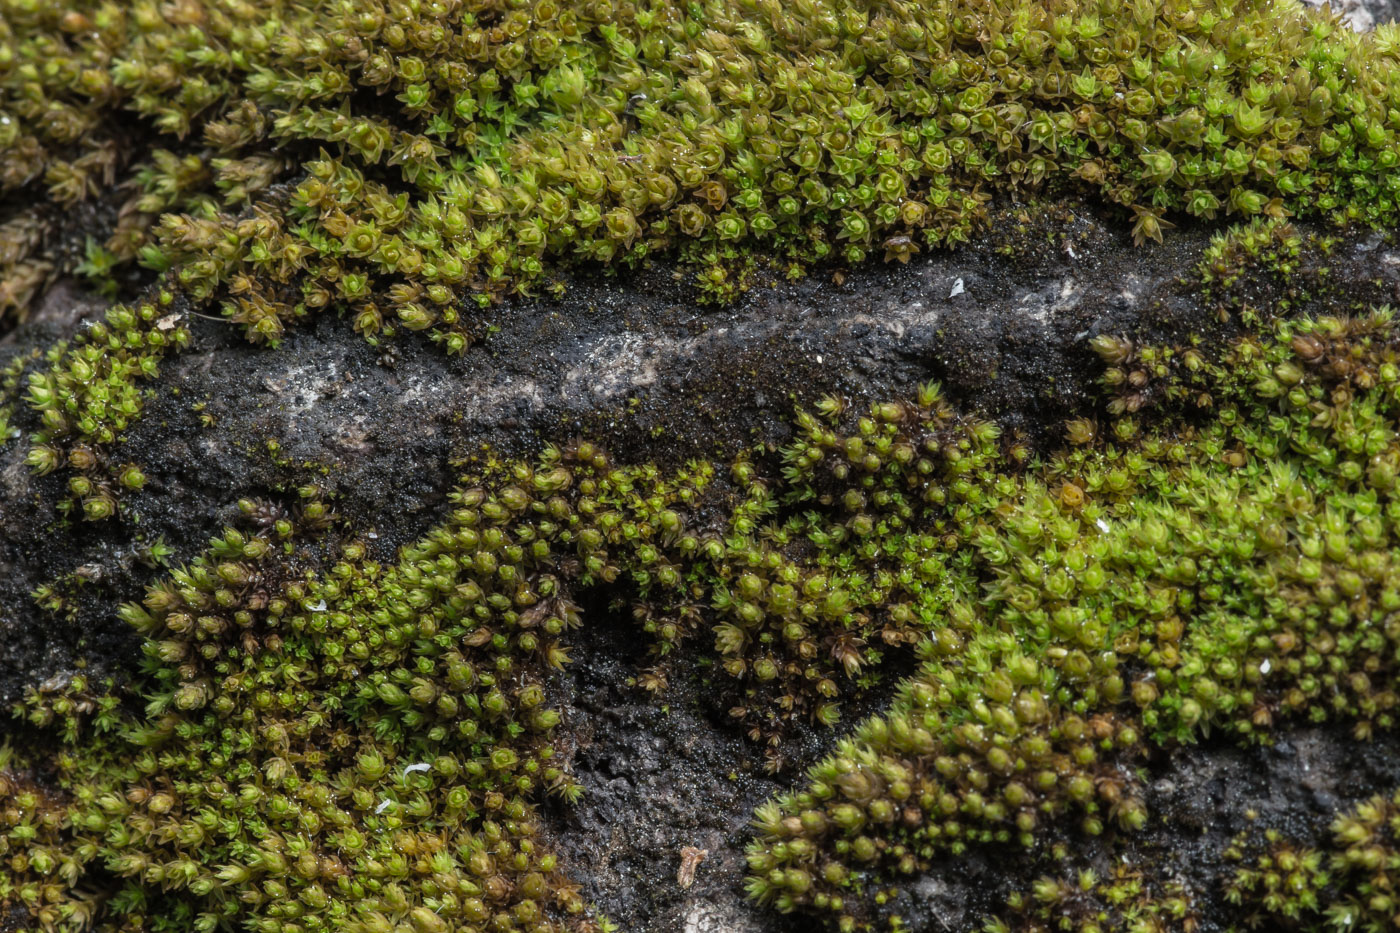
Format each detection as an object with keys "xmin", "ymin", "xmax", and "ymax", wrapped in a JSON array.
[
  {"xmin": 374, "ymin": 799, "xmax": 391, "ymax": 814},
  {"xmin": 949, "ymin": 277, "xmax": 965, "ymax": 298},
  {"xmin": 1096, "ymin": 519, "xmax": 1110, "ymax": 533},
  {"xmin": 815, "ymin": 354, "xmax": 823, "ymax": 364},
  {"xmin": 1259, "ymin": 659, "xmax": 1271, "ymax": 675},
  {"xmin": 1066, "ymin": 244, "xmax": 1077, "ymax": 260},
  {"xmin": 309, "ymin": 599, "xmax": 326, "ymax": 612},
  {"xmin": 402, "ymin": 762, "xmax": 431, "ymax": 776},
  {"xmin": 367, "ymin": 531, "xmax": 378, "ymax": 539}
]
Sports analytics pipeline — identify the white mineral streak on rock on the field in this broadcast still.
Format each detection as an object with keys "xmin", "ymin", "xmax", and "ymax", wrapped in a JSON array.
[{"xmin": 1304, "ymin": 0, "xmax": 1397, "ymax": 31}]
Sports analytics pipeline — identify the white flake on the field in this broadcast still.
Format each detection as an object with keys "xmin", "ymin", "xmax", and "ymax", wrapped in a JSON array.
[
  {"xmin": 402, "ymin": 763, "xmax": 431, "ymax": 777},
  {"xmin": 949, "ymin": 278, "xmax": 965, "ymax": 298}
]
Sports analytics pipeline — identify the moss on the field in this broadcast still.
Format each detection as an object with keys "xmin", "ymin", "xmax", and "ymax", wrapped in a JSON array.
[
  {"xmin": 2, "ymin": 0, "xmax": 1400, "ymax": 345},
  {"xmin": 987, "ymin": 854, "xmax": 1199, "ymax": 932},
  {"xmin": 20, "ymin": 291, "xmax": 190, "ymax": 521},
  {"xmin": 1217, "ymin": 787, "xmax": 1400, "ymax": 931},
  {"xmin": 1199, "ymin": 216, "xmax": 1307, "ymax": 292},
  {"xmin": 6, "ymin": 0, "xmax": 1400, "ymax": 930},
  {"xmin": 745, "ymin": 310, "xmax": 1400, "ymax": 929},
  {"xmin": 0, "ymin": 743, "xmax": 103, "ymax": 933},
  {"xmin": 0, "ymin": 405, "xmax": 965, "ymax": 930},
  {"xmin": 8, "ymin": 0, "xmax": 1400, "ymax": 526},
  {"xmin": 4, "ymin": 305, "xmax": 1400, "ymax": 930},
  {"xmin": 0, "ymin": 347, "xmax": 35, "ymax": 449}
]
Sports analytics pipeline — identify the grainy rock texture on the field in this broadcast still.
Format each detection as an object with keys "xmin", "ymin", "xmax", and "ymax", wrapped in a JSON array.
[{"xmin": 1313, "ymin": 0, "xmax": 1400, "ymax": 30}]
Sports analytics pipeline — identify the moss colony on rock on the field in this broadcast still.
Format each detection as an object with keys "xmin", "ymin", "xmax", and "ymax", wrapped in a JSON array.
[
  {"xmin": 13, "ymin": 308, "xmax": 1400, "ymax": 933},
  {"xmin": 749, "ymin": 310, "xmax": 1400, "ymax": 931},
  {"xmin": 7, "ymin": 1, "xmax": 1400, "ymax": 932},
  {"xmin": 4, "ymin": 0, "xmax": 1400, "ymax": 339},
  {"xmin": 9, "ymin": 0, "xmax": 1400, "ymax": 516}
]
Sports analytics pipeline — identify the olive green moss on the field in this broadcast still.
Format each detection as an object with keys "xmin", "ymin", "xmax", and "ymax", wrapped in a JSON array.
[
  {"xmin": 1200, "ymin": 216, "xmax": 1309, "ymax": 292},
  {"xmin": 6, "ymin": 308, "xmax": 1400, "ymax": 931},
  {"xmin": 1221, "ymin": 789, "xmax": 1400, "ymax": 930},
  {"xmin": 20, "ymin": 290, "xmax": 187, "ymax": 520},
  {"xmin": 2, "ymin": 0, "xmax": 1400, "ymax": 345},
  {"xmin": 0, "ymin": 348, "xmax": 32, "ymax": 447},
  {"xmin": 743, "ymin": 311, "xmax": 1400, "ymax": 929},
  {"xmin": 12, "ymin": 0, "xmax": 1400, "ymax": 523},
  {"xmin": 987, "ymin": 856, "xmax": 1197, "ymax": 932},
  {"xmin": 7, "ymin": 0, "xmax": 1400, "ymax": 930}
]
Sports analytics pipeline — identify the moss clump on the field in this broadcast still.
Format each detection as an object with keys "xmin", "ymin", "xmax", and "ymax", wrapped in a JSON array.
[
  {"xmin": 1223, "ymin": 788, "xmax": 1400, "ymax": 931},
  {"xmin": 1, "ymin": 0, "xmax": 1400, "ymax": 342},
  {"xmin": 1224, "ymin": 830, "xmax": 1332, "ymax": 927},
  {"xmin": 0, "ymin": 743, "xmax": 103, "ymax": 933},
  {"xmin": 11, "ymin": 0, "xmax": 1400, "ymax": 527},
  {"xmin": 974, "ymin": 783, "xmax": 1400, "ymax": 931},
  {"xmin": 8, "ymin": 305, "xmax": 1400, "ymax": 930},
  {"xmin": 1199, "ymin": 216, "xmax": 1308, "ymax": 291},
  {"xmin": 0, "ymin": 397, "xmax": 982, "ymax": 930},
  {"xmin": 20, "ymin": 290, "xmax": 189, "ymax": 520},
  {"xmin": 7, "ymin": 1, "xmax": 1400, "ymax": 928},
  {"xmin": 9, "ymin": 510, "xmax": 600, "ymax": 933},
  {"xmin": 0, "ymin": 347, "xmax": 34, "ymax": 448},
  {"xmin": 987, "ymin": 855, "xmax": 1198, "ymax": 932},
  {"xmin": 745, "ymin": 310, "xmax": 1400, "ymax": 928}
]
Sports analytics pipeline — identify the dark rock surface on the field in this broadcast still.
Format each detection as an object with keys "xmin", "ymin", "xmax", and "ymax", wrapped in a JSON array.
[{"xmin": 5, "ymin": 201, "xmax": 1400, "ymax": 930}]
